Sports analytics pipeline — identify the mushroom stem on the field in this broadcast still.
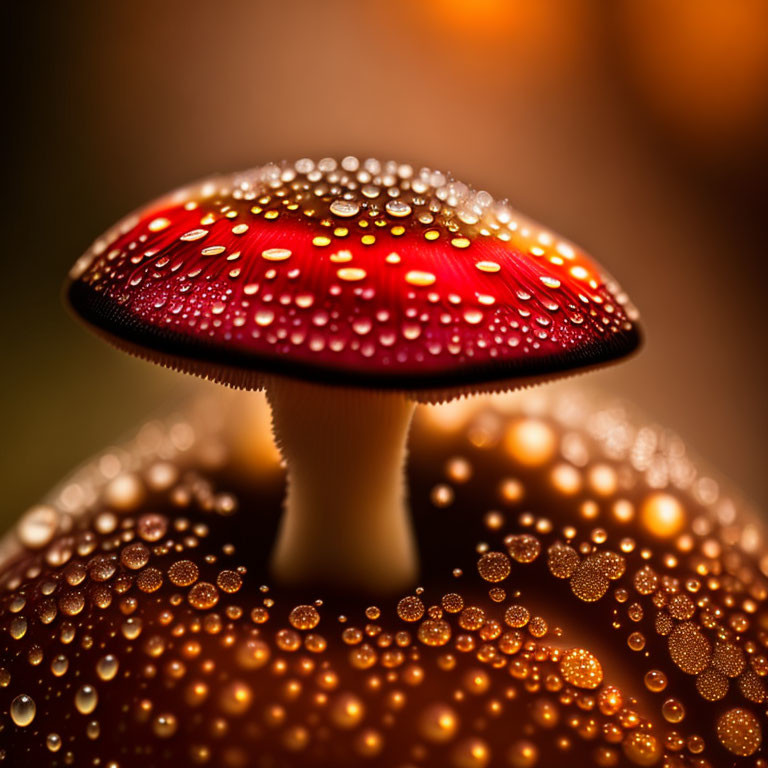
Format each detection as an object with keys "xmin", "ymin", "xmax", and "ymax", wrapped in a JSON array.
[{"xmin": 265, "ymin": 378, "xmax": 418, "ymax": 594}]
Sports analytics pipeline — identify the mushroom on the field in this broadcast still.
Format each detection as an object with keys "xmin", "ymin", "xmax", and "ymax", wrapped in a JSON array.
[{"xmin": 66, "ymin": 157, "xmax": 640, "ymax": 593}]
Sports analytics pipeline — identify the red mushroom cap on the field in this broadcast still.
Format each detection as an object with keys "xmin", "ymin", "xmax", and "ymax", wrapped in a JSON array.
[{"xmin": 67, "ymin": 157, "xmax": 640, "ymax": 395}]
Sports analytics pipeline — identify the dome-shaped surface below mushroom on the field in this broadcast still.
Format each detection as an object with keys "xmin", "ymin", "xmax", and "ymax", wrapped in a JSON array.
[{"xmin": 0, "ymin": 389, "xmax": 763, "ymax": 767}]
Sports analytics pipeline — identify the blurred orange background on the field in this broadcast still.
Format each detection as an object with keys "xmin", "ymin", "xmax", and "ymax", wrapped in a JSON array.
[{"xmin": 1, "ymin": 0, "xmax": 766, "ymax": 525}]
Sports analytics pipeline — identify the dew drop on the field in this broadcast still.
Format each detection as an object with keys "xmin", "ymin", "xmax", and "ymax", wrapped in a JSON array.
[
  {"xmin": 330, "ymin": 200, "xmax": 360, "ymax": 217},
  {"xmin": 397, "ymin": 596, "xmax": 425, "ymax": 622},
  {"xmin": 137, "ymin": 513, "xmax": 168, "ymax": 542},
  {"xmin": 644, "ymin": 669, "xmax": 668, "ymax": 693},
  {"xmin": 9, "ymin": 616, "xmax": 27, "ymax": 639},
  {"xmin": 216, "ymin": 569, "xmax": 243, "ymax": 594},
  {"xmin": 51, "ymin": 654, "xmax": 69, "ymax": 677},
  {"xmin": 17, "ymin": 505, "xmax": 58, "ymax": 549},
  {"xmin": 96, "ymin": 654, "xmax": 119, "ymax": 681},
  {"xmin": 148, "ymin": 217, "xmax": 171, "ymax": 232},
  {"xmin": 75, "ymin": 684, "xmax": 98, "ymax": 715},
  {"xmin": 560, "ymin": 648, "xmax": 603, "ymax": 689},
  {"xmin": 188, "ymin": 582, "xmax": 219, "ymax": 610},
  {"xmin": 717, "ymin": 707, "xmax": 762, "ymax": 756},
  {"xmin": 120, "ymin": 542, "xmax": 149, "ymax": 570},
  {"xmin": 477, "ymin": 552, "xmax": 511, "ymax": 583},
  {"xmin": 418, "ymin": 619, "xmax": 451, "ymax": 647},
  {"xmin": 255, "ymin": 309, "xmax": 275, "ymax": 326},
  {"xmin": 385, "ymin": 200, "xmax": 412, "ymax": 218},
  {"xmin": 121, "ymin": 617, "xmax": 143, "ymax": 640},
  {"xmin": 662, "ymin": 697, "xmax": 685, "ymax": 723},
  {"xmin": 11, "ymin": 694, "xmax": 36, "ymax": 726},
  {"xmin": 180, "ymin": 229, "xmax": 208, "ymax": 242},
  {"xmin": 153, "ymin": 713, "xmax": 178, "ymax": 738},
  {"xmin": 289, "ymin": 605, "xmax": 320, "ymax": 630}
]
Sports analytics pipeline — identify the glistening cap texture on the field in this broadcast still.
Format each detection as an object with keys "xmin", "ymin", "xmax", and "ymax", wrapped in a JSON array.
[{"xmin": 67, "ymin": 157, "xmax": 640, "ymax": 393}]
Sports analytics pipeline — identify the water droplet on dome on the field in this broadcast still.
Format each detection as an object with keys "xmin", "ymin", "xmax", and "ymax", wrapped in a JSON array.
[
  {"xmin": 560, "ymin": 648, "xmax": 603, "ymax": 689},
  {"xmin": 188, "ymin": 582, "xmax": 219, "ymax": 610},
  {"xmin": 644, "ymin": 669, "xmax": 668, "ymax": 692},
  {"xmin": 153, "ymin": 713, "xmax": 178, "ymax": 738},
  {"xmin": 11, "ymin": 694, "xmax": 36, "ymax": 726},
  {"xmin": 294, "ymin": 158, "xmax": 314, "ymax": 174},
  {"xmin": 137, "ymin": 513, "xmax": 168, "ymax": 542},
  {"xmin": 216, "ymin": 569, "xmax": 243, "ymax": 593},
  {"xmin": 477, "ymin": 552, "xmax": 511, "ymax": 583},
  {"xmin": 51, "ymin": 654, "xmax": 69, "ymax": 676},
  {"xmin": 717, "ymin": 707, "xmax": 762, "ymax": 756},
  {"xmin": 289, "ymin": 605, "xmax": 320, "ymax": 630},
  {"xmin": 9, "ymin": 616, "xmax": 27, "ymax": 639},
  {"xmin": 17, "ymin": 504, "xmax": 58, "ymax": 549},
  {"xmin": 120, "ymin": 542, "xmax": 149, "ymax": 570},
  {"xmin": 96, "ymin": 654, "xmax": 119, "ymax": 681},
  {"xmin": 396, "ymin": 596, "xmax": 425, "ymax": 622},
  {"xmin": 180, "ymin": 229, "xmax": 208, "ymax": 242}
]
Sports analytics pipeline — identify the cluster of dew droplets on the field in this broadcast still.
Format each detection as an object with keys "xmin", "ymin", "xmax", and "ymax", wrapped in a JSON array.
[
  {"xmin": 420, "ymin": 397, "xmax": 767, "ymax": 763},
  {"xmin": 0, "ymin": 390, "xmax": 765, "ymax": 765}
]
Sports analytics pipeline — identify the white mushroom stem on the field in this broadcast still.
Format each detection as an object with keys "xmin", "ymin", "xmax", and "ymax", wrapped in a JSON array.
[{"xmin": 265, "ymin": 378, "xmax": 418, "ymax": 594}]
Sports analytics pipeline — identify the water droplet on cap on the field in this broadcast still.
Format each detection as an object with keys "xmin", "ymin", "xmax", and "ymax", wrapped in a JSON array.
[
  {"xmin": 330, "ymin": 200, "xmax": 360, "ymax": 218},
  {"xmin": 385, "ymin": 200, "xmax": 412, "ymax": 218}
]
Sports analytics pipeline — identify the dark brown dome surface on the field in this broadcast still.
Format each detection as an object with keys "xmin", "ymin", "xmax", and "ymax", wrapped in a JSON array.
[{"xmin": 0, "ymin": 389, "xmax": 764, "ymax": 767}]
